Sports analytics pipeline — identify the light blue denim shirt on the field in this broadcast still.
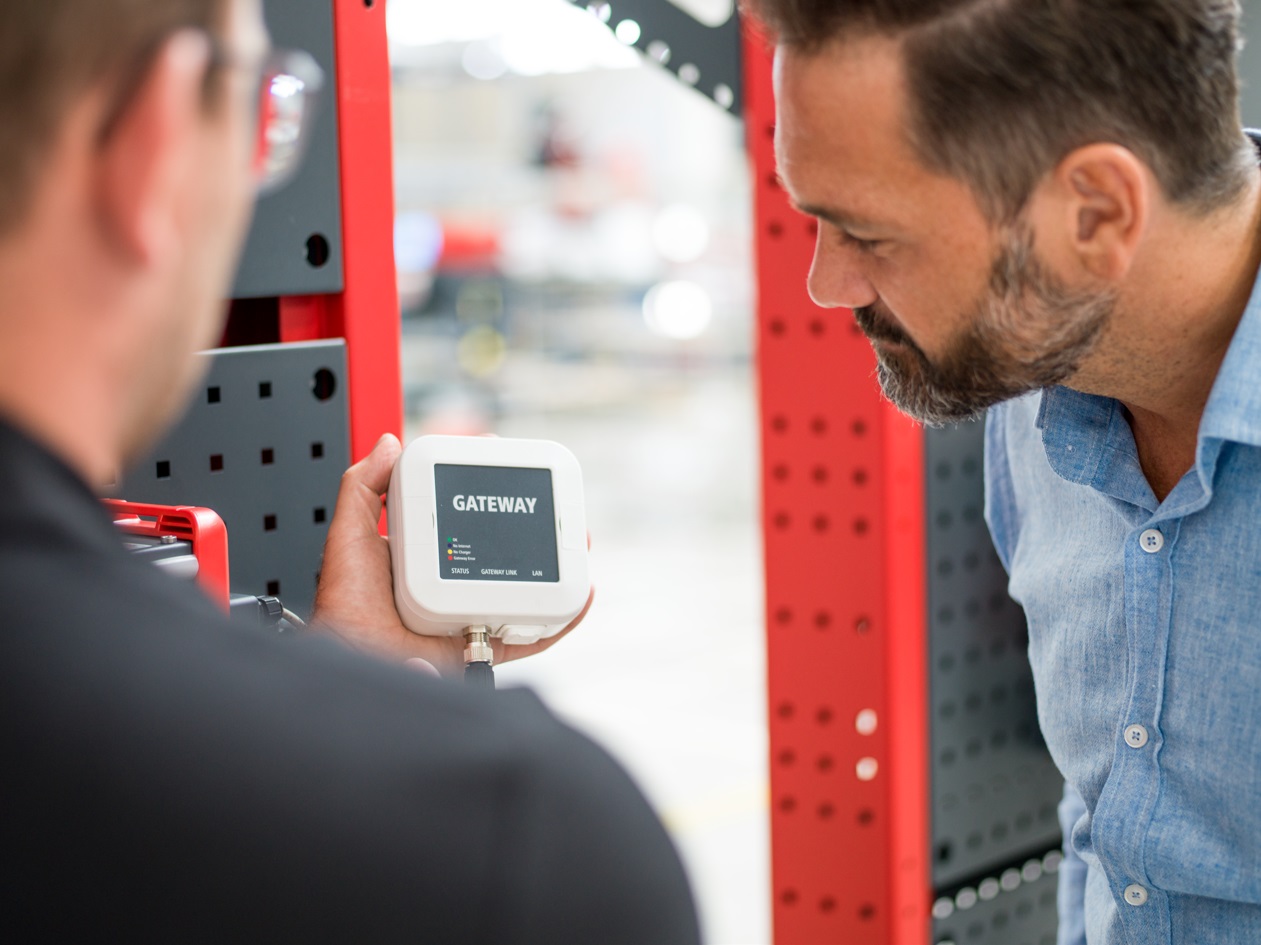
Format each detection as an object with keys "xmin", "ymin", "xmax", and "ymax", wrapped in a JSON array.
[{"xmin": 985, "ymin": 268, "xmax": 1261, "ymax": 944}]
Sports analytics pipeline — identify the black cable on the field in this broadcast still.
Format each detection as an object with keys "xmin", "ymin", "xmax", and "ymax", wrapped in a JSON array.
[{"xmin": 464, "ymin": 660, "xmax": 495, "ymax": 690}]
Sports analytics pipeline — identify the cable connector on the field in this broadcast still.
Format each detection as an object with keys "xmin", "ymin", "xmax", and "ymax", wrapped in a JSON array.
[{"xmin": 462, "ymin": 625, "xmax": 495, "ymax": 690}]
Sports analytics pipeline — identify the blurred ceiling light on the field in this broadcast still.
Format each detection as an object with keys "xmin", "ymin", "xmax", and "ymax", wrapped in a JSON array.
[
  {"xmin": 389, "ymin": 0, "xmax": 638, "ymax": 74},
  {"xmin": 500, "ymin": 4, "xmax": 638, "ymax": 75},
  {"xmin": 643, "ymin": 280, "xmax": 713, "ymax": 340},
  {"xmin": 457, "ymin": 325, "xmax": 509, "ymax": 378},
  {"xmin": 652, "ymin": 204, "xmax": 710, "ymax": 264},
  {"xmin": 461, "ymin": 41, "xmax": 508, "ymax": 80},
  {"xmin": 614, "ymin": 19, "xmax": 642, "ymax": 45},
  {"xmin": 664, "ymin": 0, "xmax": 735, "ymax": 27}
]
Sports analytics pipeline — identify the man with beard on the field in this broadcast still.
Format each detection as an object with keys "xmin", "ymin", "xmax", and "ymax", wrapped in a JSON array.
[
  {"xmin": 0, "ymin": 0, "xmax": 700, "ymax": 940},
  {"xmin": 749, "ymin": 0, "xmax": 1261, "ymax": 943}
]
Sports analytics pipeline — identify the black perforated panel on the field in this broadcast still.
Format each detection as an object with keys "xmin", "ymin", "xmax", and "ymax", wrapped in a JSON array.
[
  {"xmin": 925, "ymin": 422, "xmax": 1063, "ymax": 897},
  {"xmin": 932, "ymin": 849, "xmax": 1062, "ymax": 945},
  {"xmin": 113, "ymin": 341, "xmax": 350, "ymax": 618}
]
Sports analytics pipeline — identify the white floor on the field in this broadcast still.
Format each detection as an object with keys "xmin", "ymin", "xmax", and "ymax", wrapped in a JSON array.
[{"xmin": 411, "ymin": 364, "xmax": 771, "ymax": 944}]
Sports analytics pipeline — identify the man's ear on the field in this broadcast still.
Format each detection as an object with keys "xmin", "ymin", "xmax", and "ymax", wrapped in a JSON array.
[
  {"xmin": 94, "ymin": 31, "xmax": 212, "ymax": 268},
  {"xmin": 1038, "ymin": 143, "xmax": 1149, "ymax": 282}
]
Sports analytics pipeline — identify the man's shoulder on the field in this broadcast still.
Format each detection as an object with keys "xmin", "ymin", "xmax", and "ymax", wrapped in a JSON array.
[{"xmin": 0, "ymin": 522, "xmax": 697, "ymax": 943}]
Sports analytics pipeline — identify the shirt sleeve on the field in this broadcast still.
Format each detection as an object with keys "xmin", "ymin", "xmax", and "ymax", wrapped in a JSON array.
[
  {"xmin": 983, "ymin": 403, "xmax": 1021, "ymax": 574},
  {"xmin": 1056, "ymin": 781, "xmax": 1089, "ymax": 945}
]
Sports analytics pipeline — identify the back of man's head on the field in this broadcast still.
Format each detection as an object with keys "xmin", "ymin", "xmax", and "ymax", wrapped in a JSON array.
[
  {"xmin": 747, "ymin": 0, "xmax": 1254, "ymax": 222},
  {"xmin": 0, "ymin": 0, "xmax": 226, "ymax": 236}
]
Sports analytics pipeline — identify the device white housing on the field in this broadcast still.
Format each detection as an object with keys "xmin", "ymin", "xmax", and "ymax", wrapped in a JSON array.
[{"xmin": 388, "ymin": 435, "xmax": 589, "ymax": 644}]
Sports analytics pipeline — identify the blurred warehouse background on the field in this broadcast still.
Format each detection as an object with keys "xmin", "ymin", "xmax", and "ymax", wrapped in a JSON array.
[{"xmin": 385, "ymin": 2, "xmax": 768, "ymax": 942}]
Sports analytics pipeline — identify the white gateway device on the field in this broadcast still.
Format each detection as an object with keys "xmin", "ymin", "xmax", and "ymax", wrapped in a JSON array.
[{"xmin": 387, "ymin": 435, "xmax": 590, "ymax": 646}]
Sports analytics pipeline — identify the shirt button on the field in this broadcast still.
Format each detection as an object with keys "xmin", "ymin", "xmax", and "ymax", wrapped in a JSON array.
[
  {"xmin": 1124, "ymin": 724, "xmax": 1150, "ymax": 749},
  {"xmin": 1139, "ymin": 528, "xmax": 1165, "ymax": 553},
  {"xmin": 1124, "ymin": 884, "xmax": 1149, "ymax": 907}
]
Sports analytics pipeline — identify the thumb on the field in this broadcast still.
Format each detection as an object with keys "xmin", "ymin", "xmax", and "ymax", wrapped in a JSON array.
[{"xmin": 346, "ymin": 433, "xmax": 403, "ymax": 497}]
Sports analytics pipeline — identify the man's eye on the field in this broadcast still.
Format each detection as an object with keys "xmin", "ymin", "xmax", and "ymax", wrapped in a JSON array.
[{"xmin": 836, "ymin": 228, "xmax": 883, "ymax": 253}]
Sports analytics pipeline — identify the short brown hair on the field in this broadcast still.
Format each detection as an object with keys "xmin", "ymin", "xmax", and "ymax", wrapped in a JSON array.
[
  {"xmin": 0, "ymin": 0, "xmax": 226, "ymax": 234},
  {"xmin": 746, "ymin": 0, "xmax": 1255, "ymax": 221}
]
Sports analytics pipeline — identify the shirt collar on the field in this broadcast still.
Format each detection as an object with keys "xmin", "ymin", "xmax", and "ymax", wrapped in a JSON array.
[{"xmin": 1198, "ymin": 261, "xmax": 1261, "ymax": 448}]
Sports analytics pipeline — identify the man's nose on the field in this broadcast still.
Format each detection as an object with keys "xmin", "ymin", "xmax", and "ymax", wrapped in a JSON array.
[{"xmin": 807, "ymin": 233, "xmax": 878, "ymax": 310}]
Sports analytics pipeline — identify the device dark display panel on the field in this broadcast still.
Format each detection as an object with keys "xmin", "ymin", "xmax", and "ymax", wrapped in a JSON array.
[{"xmin": 434, "ymin": 464, "xmax": 559, "ymax": 583}]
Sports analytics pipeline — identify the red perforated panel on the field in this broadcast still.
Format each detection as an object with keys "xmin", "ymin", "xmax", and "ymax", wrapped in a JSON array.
[{"xmin": 743, "ymin": 24, "xmax": 932, "ymax": 944}]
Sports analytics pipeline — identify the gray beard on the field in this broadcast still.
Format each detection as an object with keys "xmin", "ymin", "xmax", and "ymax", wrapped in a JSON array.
[{"xmin": 855, "ymin": 227, "xmax": 1116, "ymax": 427}]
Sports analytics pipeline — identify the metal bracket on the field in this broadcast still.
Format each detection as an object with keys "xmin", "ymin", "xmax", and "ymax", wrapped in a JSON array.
[{"xmin": 567, "ymin": 0, "xmax": 744, "ymax": 114}]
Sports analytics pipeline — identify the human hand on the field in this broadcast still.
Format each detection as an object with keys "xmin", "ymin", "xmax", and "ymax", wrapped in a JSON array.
[{"xmin": 310, "ymin": 433, "xmax": 593, "ymax": 677}]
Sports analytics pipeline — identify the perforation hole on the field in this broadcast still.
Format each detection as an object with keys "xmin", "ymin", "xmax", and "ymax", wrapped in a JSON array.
[
  {"xmin": 776, "ymin": 702, "xmax": 795, "ymax": 719},
  {"xmin": 313, "ymin": 507, "xmax": 327, "ymax": 524},
  {"xmin": 816, "ymin": 707, "xmax": 833, "ymax": 725},
  {"xmin": 772, "ymin": 464, "xmax": 789, "ymax": 481},
  {"xmin": 266, "ymin": 579, "xmax": 280, "ymax": 596},
  {"xmin": 814, "ymin": 610, "xmax": 831, "ymax": 630},
  {"xmin": 771, "ymin": 415, "xmax": 788, "ymax": 433},
  {"xmin": 306, "ymin": 234, "xmax": 330, "ymax": 268},
  {"xmin": 777, "ymin": 749, "xmax": 796, "ymax": 767},
  {"xmin": 812, "ymin": 465, "xmax": 829, "ymax": 483},
  {"xmin": 264, "ymin": 514, "xmax": 277, "ymax": 532},
  {"xmin": 775, "ymin": 607, "xmax": 793, "ymax": 625},
  {"xmin": 810, "ymin": 416, "xmax": 828, "ymax": 435},
  {"xmin": 261, "ymin": 448, "xmax": 275, "ymax": 465},
  {"xmin": 779, "ymin": 796, "xmax": 797, "ymax": 813},
  {"xmin": 851, "ymin": 419, "xmax": 868, "ymax": 437},
  {"xmin": 816, "ymin": 755, "xmax": 834, "ymax": 773},
  {"xmin": 258, "ymin": 381, "xmax": 272, "ymax": 399},
  {"xmin": 156, "ymin": 460, "xmax": 171, "ymax": 479},
  {"xmin": 311, "ymin": 442, "xmax": 325, "ymax": 460},
  {"xmin": 813, "ymin": 515, "xmax": 830, "ymax": 533},
  {"xmin": 809, "ymin": 318, "xmax": 825, "ymax": 336},
  {"xmin": 781, "ymin": 889, "xmax": 798, "ymax": 906},
  {"xmin": 769, "ymin": 319, "xmax": 786, "ymax": 336},
  {"xmin": 853, "ymin": 518, "xmax": 870, "ymax": 535},
  {"xmin": 854, "ymin": 616, "xmax": 871, "ymax": 634},
  {"xmin": 852, "ymin": 468, "xmax": 869, "ymax": 486},
  {"xmin": 209, "ymin": 454, "xmax": 223, "ymax": 472},
  {"xmin": 819, "ymin": 897, "xmax": 836, "ymax": 914},
  {"xmin": 773, "ymin": 512, "xmax": 791, "ymax": 530},
  {"xmin": 857, "ymin": 808, "xmax": 875, "ymax": 825},
  {"xmin": 817, "ymin": 801, "xmax": 834, "ymax": 818},
  {"xmin": 767, "ymin": 221, "xmax": 784, "ymax": 239},
  {"xmin": 858, "ymin": 903, "xmax": 876, "ymax": 921},
  {"xmin": 207, "ymin": 386, "xmax": 221, "ymax": 404},
  {"xmin": 312, "ymin": 368, "xmax": 337, "ymax": 402}
]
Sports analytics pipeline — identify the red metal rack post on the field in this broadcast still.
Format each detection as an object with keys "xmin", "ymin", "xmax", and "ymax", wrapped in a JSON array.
[
  {"xmin": 743, "ymin": 26, "xmax": 932, "ymax": 944},
  {"xmin": 279, "ymin": 0, "xmax": 403, "ymax": 462}
]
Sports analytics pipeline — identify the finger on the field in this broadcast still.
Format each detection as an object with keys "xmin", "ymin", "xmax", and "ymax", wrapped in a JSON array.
[
  {"xmin": 329, "ymin": 434, "xmax": 402, "ymax": 535},
  {"xmin": 348, "ymin": 433, "xmax": 403, "ymax": 497},
  {"xmin": 404, "ymin": 657, "xmax": 441, "ymax": 677}
]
